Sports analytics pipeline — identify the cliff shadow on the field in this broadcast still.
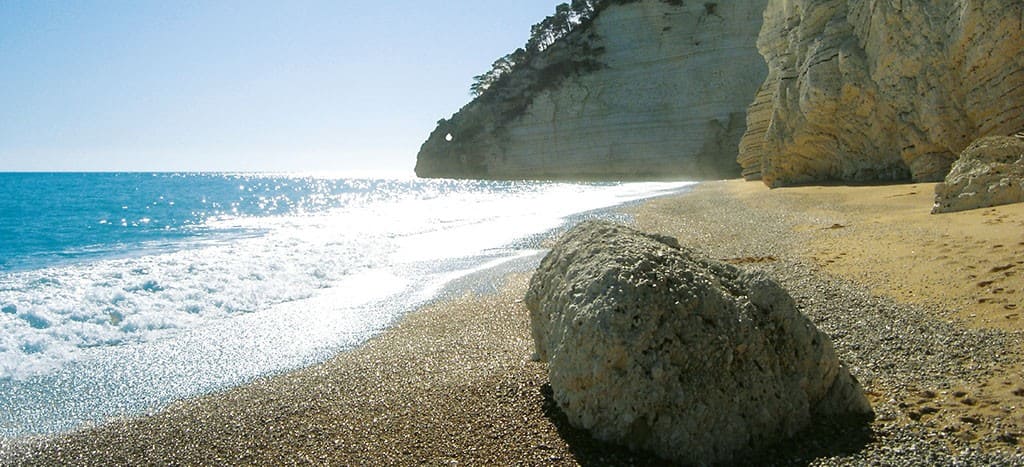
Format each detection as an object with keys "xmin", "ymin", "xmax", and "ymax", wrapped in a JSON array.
[{"xmin": 540, "ymin": 384, "xmax": 875, "ymax": 466}]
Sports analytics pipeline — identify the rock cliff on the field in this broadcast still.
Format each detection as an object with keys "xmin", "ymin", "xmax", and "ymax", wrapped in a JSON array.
[
  {"xmin": 739, "ymin": 0, "xmax": 1024, "ymax": 186},
  {"xmin": 416, "ymin": 0, "xmax": 768, "ymax": 180}
]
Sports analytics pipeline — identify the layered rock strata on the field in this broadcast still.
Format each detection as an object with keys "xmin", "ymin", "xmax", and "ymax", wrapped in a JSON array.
[
  {"xmin": 525, "ymin": 220, "xmax": 873, "ymax": 464},
  {"xmin": 739, "ymin": 0, "xmax": 1024, "ymax": 186},
  {"xmin": 933, "ymin": 135, "xmax": 1024, "ymax": 213},
  {"xmin": 416, "ymin": 0, "xmax": 767, "ymax": 180}
]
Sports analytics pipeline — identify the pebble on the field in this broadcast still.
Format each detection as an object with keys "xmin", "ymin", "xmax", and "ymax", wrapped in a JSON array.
[
  {"xmin": 5, "ymin": 181, "xmax": 1023, "ymax": 465},
  {"xmin": 634, "ymin": 183, "xmax": 1024, "ymax": 465}
]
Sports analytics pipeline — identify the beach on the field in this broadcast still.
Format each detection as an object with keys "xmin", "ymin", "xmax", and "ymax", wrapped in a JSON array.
[{"xmin": 4, "ymin": 180, "xmax": 1024, "ymax": 465}]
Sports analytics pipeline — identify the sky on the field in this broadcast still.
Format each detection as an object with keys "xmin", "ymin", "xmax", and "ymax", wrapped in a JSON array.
[{"xmin": 0, "ymin": 1, "xmax": 560, "ymax": 174}]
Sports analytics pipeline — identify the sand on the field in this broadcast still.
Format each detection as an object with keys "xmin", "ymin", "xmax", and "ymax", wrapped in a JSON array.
[
  {"xmin": 4, "ymin": 180, "xmax": 1023, "ymax": 465},
  {"xmin": 1, "ymin": 272, "xmax": 657, "ymax": 465},
  {"xmin": 725, "ymin": 181, "xmax": 1023, "ymax": 329},
  {"xmin": 633, "ymin": 180, "xmax": 1024, "ymax": 462},
  {"xmin": 637, "ymin": 181, "xmax": 1024, "ymax": 329}
]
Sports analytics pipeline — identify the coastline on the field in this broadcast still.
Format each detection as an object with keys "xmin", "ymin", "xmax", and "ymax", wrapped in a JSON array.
[
  {"xmin": 4, "ymin": 180, "xmax": 1023, "ymax": 465},
  {"xmin": 1, "ymin": 271, "xmax": 659, "ymax": 465}
]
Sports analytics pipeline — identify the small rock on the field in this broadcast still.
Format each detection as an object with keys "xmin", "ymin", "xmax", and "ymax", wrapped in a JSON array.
[
  {"xmin": 997, "ymin": 433, "xmax": 1019, "ymax": 445},
  {"xmin": 933, "ymin": 136, "xmax": 1024, "ymax": 213}
]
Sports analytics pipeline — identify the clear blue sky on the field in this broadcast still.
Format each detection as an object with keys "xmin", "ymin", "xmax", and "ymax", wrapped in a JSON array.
[{"xmin": 0, "ymin": 1, "xmax": 558, "ymax": 174}]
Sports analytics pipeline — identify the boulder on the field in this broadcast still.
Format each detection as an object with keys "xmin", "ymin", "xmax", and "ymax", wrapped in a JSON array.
[
  {"xmin": 525, "ymin": 220, "xmax": 872, "ymax": 464},
  {"xmin": 933, "ymin": 136, "xmax": 1024, "ymax": 213}
]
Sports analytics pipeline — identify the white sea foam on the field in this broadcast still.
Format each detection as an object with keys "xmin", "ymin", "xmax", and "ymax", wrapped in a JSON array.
[{"xmin": 0, "ymin": 179, "xmax": 693, "ymax": 438}]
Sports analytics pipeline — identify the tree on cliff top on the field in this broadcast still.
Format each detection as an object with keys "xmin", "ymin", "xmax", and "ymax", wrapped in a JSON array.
[{"xmin": 470, "ymin": 0, "xmax": 602, "ymax": 97}]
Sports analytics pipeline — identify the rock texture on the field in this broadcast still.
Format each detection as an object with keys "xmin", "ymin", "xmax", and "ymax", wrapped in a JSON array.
[
  {"xmin": 933, "ymin": 135, "xmax": 1024, "ymax": 213},
  {"xmin": 739, "ymin": 0, "xmax": 1024, "ymax": 186},
  {"xmin": 416, "ymin": 0, "xmax": 767, "ymax": 180},
  {"xmin": 524, "ymin": 220, "xmax": 872, "ymax": 464}
]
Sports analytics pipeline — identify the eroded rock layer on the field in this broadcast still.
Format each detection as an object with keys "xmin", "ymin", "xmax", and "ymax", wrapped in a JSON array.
[
  {"xmin": 739, "ymin": 0, "xmax": 1024, "ymax": 186},
  {"xmin": 416, "ymin": 0, "xmax": 768, "ymax": 180}
]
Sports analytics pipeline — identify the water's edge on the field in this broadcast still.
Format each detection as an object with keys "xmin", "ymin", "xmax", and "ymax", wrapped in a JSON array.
[{"xmin": 0, "ymin": 182, "xmax": 693, "ymax": 442}]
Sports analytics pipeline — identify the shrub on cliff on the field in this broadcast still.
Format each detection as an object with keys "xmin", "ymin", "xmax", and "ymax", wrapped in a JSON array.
[{"xmin": 470, "ymin": 1, "xmax": 601, "ymax": 97}]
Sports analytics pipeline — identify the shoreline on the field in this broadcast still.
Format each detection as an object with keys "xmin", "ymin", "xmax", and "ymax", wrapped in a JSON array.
[
  {"xmin": 5, "ymin": 180, "xmax": 1023, "ymax": 465},
  {"xmin": 0, "ymin": 180, "xmax": 695, "ymax": 443},
  {"xmin": 1, "ymin": 271, "xmax": 660, "ymax": 465}
]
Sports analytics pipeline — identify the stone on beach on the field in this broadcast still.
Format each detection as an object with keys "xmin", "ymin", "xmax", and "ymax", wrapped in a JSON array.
[
  {"xmin": 933, "ymin": 136, "xmax": 1024, "ymax": 213},
  {"xmin": 525, "ymin": 220, "xmax": 873, "ymax": 464}
]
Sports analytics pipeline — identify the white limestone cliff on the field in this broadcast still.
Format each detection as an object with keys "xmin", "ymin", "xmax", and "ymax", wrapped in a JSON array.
[{"xmin": 416, "ymin": 0, "xmax": 768, "ymax": 180}]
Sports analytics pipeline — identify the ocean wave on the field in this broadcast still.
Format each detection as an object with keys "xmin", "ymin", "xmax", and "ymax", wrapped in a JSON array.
[{"xmin": 0, "ymin": 176, "xmax": 694, "ymax": 437}]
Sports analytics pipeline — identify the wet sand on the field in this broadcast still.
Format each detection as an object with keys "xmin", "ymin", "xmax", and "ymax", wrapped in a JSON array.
[
  {"xmin": 0, "ymin": 272, "xmax": 658, "ymax": 465},
  {"xmin": 4, "ymin": 180, "xmax": 1023, "ymax": 465}
]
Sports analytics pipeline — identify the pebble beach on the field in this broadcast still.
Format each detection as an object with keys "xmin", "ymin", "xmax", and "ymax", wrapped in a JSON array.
[{"xmin": 3, "ymin": 180, "xmax": 1024, "ymax": 465}]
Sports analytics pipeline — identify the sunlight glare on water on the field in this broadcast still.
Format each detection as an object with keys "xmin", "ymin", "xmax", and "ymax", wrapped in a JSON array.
[{"xmin": 0, "ymin": 174, "xmax": 694, "ymax": 438}]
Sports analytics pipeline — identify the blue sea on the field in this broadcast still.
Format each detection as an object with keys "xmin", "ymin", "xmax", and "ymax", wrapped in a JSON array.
[{"xmin": 0, "ymin": 172, "xmax": 693, "ymax": 439}]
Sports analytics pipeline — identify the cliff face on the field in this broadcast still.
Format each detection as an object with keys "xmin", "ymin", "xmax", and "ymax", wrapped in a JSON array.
[
  {"xmin": 416, "ymin": 0, "xmax": 768, "ymax": 180},
  {"xmin": 739, "ymin": 0, "xmax": 1024, "ymax": 187}
]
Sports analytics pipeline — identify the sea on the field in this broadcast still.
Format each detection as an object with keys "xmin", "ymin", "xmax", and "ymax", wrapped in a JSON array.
[{"xmin": 0, "ymin": 172, "xmax": 693, "ymax": 439}]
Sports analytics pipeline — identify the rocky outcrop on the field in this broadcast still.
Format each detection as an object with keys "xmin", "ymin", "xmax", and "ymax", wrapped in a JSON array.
[
  {"xmin": 525, "ymin": 220, "xmax": 872, "ymax": 464},
  {"xmin": 933, "ymin": 135, "xmax": 1024, "ymax": 213},
  {"xmin": 416, "ymin": 0, "xmax": 768, "ymax": 180},
  {"xmin": 739, "ymin": 0, "xmax": 1024, "ymax": 186}
]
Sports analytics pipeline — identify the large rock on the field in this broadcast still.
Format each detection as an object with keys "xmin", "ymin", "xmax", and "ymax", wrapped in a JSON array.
[
  {"xmin": 739, "ymin": 0, "xmax": 1024, "ymax": 186},
  {"xmin": 933, "ymin": 136, "xmax": 1024, "ymax": 213},
  {"xmin": 416, "ymin": 0, "xmax": 767, "ymax": 180},
  {"xmin": 525, "ymin": 221, "xmax": 872, "ymax": 464}
]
